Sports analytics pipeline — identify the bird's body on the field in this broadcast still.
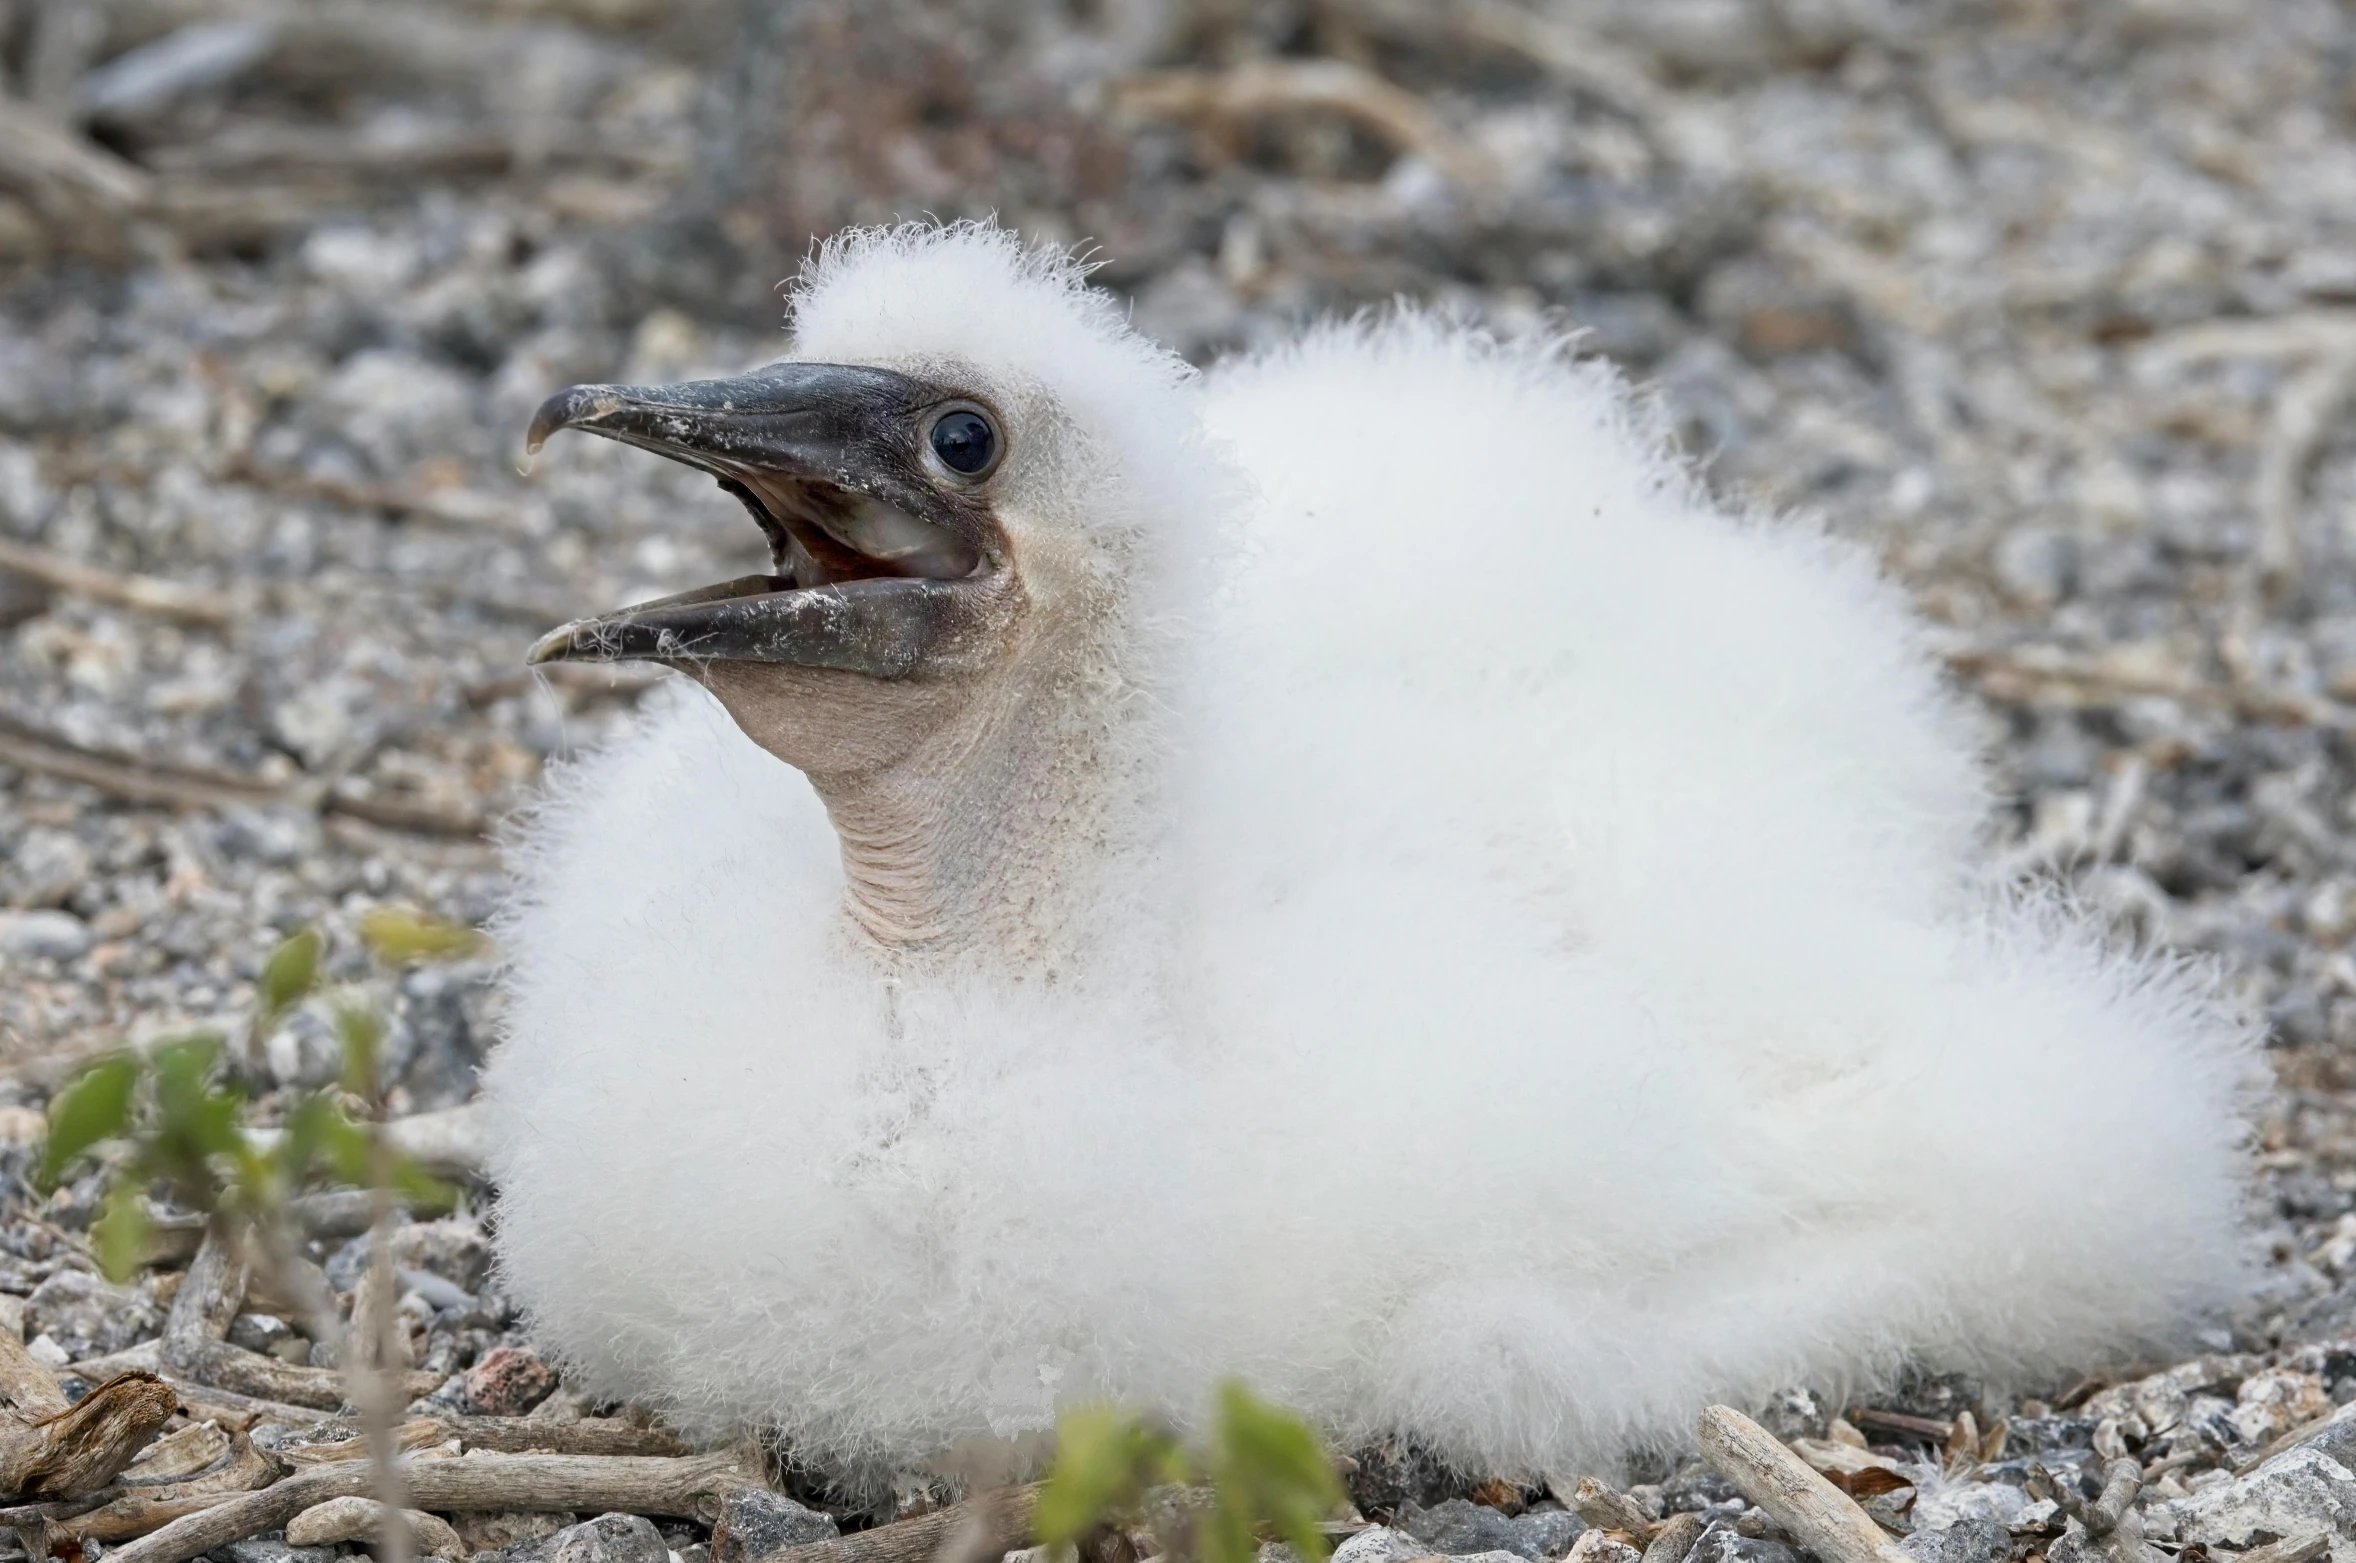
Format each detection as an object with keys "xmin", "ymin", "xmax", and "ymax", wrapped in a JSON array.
[{"xmin": 485, "ymin": 225, "xmax": 2254, "ymax": 1487}]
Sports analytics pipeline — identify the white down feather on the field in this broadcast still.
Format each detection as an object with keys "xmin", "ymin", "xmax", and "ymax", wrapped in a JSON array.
[{"xmin": 485, "ymin": 223, "xmax": 2257, "ymax": 1486}]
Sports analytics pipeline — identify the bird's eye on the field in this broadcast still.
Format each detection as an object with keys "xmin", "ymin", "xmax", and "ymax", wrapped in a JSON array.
[{"xmin": 929, "ymin": 409, "xmax": 998, "ymax": 477}]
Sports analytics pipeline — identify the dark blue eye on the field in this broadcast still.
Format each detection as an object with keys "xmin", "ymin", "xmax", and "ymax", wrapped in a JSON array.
[{"xmin": 929, "ymin": 409, "xmax": 997, "ymax": 476}]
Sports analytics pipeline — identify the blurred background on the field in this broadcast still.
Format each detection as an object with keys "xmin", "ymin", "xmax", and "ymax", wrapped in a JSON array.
[{"xmin": 2, "ymin": 0, "xmax": 2356, "ymax": 1339}]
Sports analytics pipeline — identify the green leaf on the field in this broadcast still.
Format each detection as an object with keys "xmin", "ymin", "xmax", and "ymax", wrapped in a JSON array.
[
  {"xmin": 1038, "ymin": 1405, "xmax": 1185, "ymax": 1548},
  {"xmin": 90, "ymin": 1183, "xmax": 151, "ymax": 1283},
  {"xmin": 36, "ymin": 1053, "xmax": 140, "ymax": 1190},
  {"xmin": 319, "ymin": 1108, "xmax": 374, "ymax": 1186},
  {"xmin": 335, "ymin": 1003, "xmax": 383, "ymax": 1097},
  {"xmin": 150, "ymin": 1035, "xmax": 225, "ymax": 1124},
  {"xmin": 273, "ymin": 1091, "xmax": 337, "ymax": 1187},
  {"xmin": 358, "ymin": 908, "xmax": 484, "ymax": 966},
  {"xmin": 1206, "ymin": 1383, "xmax": 1342, "ymax": 1563},
  {"xmin": 144, "ymin": 1034, "xmax": 244, "ymax": 1207},
  {"xmin": 255, "ymin": 929, "xmax": 323, "ymax": 1030}
]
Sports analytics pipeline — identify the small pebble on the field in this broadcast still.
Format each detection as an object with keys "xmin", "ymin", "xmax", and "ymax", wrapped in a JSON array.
[
  {"xmin": 709, "ymin": 1489, "xmax": 838, "ymax": 1563},
  {"xmin": 466, "ymin": 1342, "xmax": 562, "ymax": 1416},
  {"xmin": 0, "ymin": 909, "xmax": 89, "ymax": 962},
  {"xmin": 478, "ymin": 1512, "xmax": 671, "ymax": 1563}
]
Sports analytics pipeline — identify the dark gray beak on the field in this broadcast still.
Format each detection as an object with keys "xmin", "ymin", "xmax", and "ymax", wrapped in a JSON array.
[
  {"xmin": 525, "ymin": 361, "xmax": 925, "ymax": 484},
  {"xmin": 523, "ymin": 362, "xmax": 1004, "ymax": 679}
]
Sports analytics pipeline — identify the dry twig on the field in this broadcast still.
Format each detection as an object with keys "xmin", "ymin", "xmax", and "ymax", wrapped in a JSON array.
[
  {"xmin": 1344, "ymin": 0, "xmax": 1669, "ymax": 133},
  {"xmin": 0, "ymin": 539, "xmax": 240, "ymax": 628},
  {"xmin": 763, "ymin": 1484, "xmax": 1038, "ymax": 1563},
  {"xmin": 1113, "ymin": 60, "xmax": 1493, "ymax": 188},
  {"xmin": 1639, "ymin": 1512, "xmax": 1702, "ymax": 1563},
  {"xmin": 108, "ymin": 1450, "xmax": 754, "ymax": 1563},
  {"xmin": 1563, "ymin": 1476, "xmax": 1659, "ymax": 1540},
  {"xmin": 1843, "ymin": 1407, "xmax": 1952, "ymax": 1444},
  {"xmin": 0, "ymin": 712, "xmax": 485, "ymax": 839},
  {"xmin": 0, "ymin": 1373, "xmax": 180, "ymax": 1504},
  {"xmin": 2253, "ymin": 349, "xmax": 2356, "ymax": 598},
  {"xmin": 1695, "ymin": 1405, "xmax": 1904, "ymax": 1563},
  {"xmin": 0, "ymin": 95, "xmax": 151, "ymax": 245},
  {"xmin": 2229, "ymin": 1535, "xmax": 2331, "ymax": 1563},
  {"xmin": 2232, "ymin": 1406, "xmax": 2352, "ymax": 1475},
  {"xmin": 73, "ymin": 1432, "xmax": 283, "ymax": 1542},
  {"xmin": 0, "ymin": 1292, "xmax": 176, "ymax": 1506},
  {"xmin": 278, "ymin": 1417, "xmax": 688, "ymax": 1462},
  {"xmin": 159, "ymin": 1228, "xmax": 442, "ymax": 1413},
  {"xmin": 1942, "ymin": 643, "xmax": 2352, "ymax": 730}
]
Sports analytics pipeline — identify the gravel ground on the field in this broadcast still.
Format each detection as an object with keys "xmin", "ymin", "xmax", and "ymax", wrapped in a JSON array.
[{"xmin": 5, "ymin": 0, "xmax": 2356, "ymax": 1558}]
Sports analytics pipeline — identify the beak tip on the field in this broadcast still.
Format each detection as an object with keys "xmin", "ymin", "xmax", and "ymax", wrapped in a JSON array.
[
  {"xmin": 525, "ymin": 384, "xmax": 625, "ymax": 458},
  {"xmin": 525, "ymin": 624, "xmax": 581, "ymax": 666}
]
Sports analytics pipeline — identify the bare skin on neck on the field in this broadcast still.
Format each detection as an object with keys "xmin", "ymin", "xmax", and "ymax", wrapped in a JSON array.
[{"xmin": 699, "ymin": 643, "xmax": 1129, "ymax": 964}]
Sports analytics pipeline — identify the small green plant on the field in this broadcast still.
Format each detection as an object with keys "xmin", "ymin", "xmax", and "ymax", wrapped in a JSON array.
[
  {"xmin": 34, "ymin": 920, "xmax": 463, "ymax": 1280},
  {"xmin": 32, "ymin": 912, "xmax": 482, "ymax": 1563},
  {"xmin": 1037, "ymin": 1382, "xmax": 1348, "ymax": 1563}
]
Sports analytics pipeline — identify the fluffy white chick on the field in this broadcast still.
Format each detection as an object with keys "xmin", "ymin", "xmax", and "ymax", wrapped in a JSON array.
[{"xmin": 485, "ymin": 221, "xmax": 2255, "ymax": 1491}]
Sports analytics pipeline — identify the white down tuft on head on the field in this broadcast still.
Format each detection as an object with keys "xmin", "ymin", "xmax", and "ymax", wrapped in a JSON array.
[{"xmin": 486, "ymin": 221, "xmax": 2257, "ymax": 1488}]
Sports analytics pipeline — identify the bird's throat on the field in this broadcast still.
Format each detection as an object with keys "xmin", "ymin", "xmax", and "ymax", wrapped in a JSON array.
[{"xmin": 813, "ymin": 700, "xmax": 1135, "ymax": 964}]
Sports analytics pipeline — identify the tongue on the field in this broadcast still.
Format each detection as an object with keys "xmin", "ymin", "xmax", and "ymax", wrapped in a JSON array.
[{"xmin": 829, "ymin": 498, "xmax": 981, "ymax": 580}]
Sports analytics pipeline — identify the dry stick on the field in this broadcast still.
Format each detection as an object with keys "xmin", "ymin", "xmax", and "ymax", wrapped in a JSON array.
[
  {"xmin": 352, "ymin": 1126, "xmax": 420, "ymax": 1563},
  {"xmin": 1940, "ymin": 643, "xmax": 2352, "ymax": 731},
  {"xmin": 1566, "ymin": 1477, "xmax": 1658, "ymax": 1540},
  {"xmin": 2232, "ymin": 1407, "xmax": 2352, "ymax": 1475},
  {"xmin": 166, "ymin": 1227, "xmax": 248, "ymax": 1349},
  {"xmin": 1344, "ymin": 0, "xmax": 1669, "ymax": 134},
  {"xmin": 2231, "ymin": 1535, "xmax": 2331, "ymax": 1563},
  {"xmin": 0, "ymin": 95, "xmax": 150, "ymax": 234},
  {"xmin": 0, "ymin": 715, "xmax": 277, "ymax": 814},
  {"xmin": 275, "ymin": 1422, "xmax": 450, "ymax": 1468},
  {"xmin": 115, "ymin": 1424, "xmax": 231, "ymax": 1486},
  {"xmin": 158, "ymin": 1227, "xmax": 432, "ymax": 1413},
  {"xmin": 0, "ymin": 1375, "xmax": 181, "ymax": 1502},
  {"xmin": 0, "ymin": 1305, "xmax": 177, "ymax": 1503},
  {"xmin": 0, "ymin": 1327, "xmax": 70, "ymax": 1421},
  {"xmin": 63, "ymin": 1347, "xmax": 335, "ymax": 1431},
  {"xmin": 1640, "ymin": 1512, "xmax": 1703, "ymax": 1563},
  {"xmin": 0, "ymin": 1491, "xmax": 126, "ymax": 1530},
  {"xmin": 161, "ymin": 1338, "xmax": 441, "ymax": 1413},
  {"xmin": 347, "ymin": 1261, "xmax": 410, "ymax": 1378},
  {"xmin": 2039, "ymin": 1458, "xmax": 2156, "ymax": 1563},
  {"xmin": 2086, "ymin": 1458, "xmax": 2140, "ymax": 1534},
  {"xmin": 109, "ymin": 1451, "xmax": 753, "ymax": 1563},
  {"xmin": 274, "ymin": 1416, "xmax": 688, "ymax": 1461},
  {"xmin": 1112, "ymin": 60, "xmax": 1494, "ymax": 188},
  {"xmin": 760, "ymin": 1484, "xmax": 1039, "ymax": 1563},
  {"xmin": 1843, "ymin": 1407, "xmax": 1952, "ymax": 1445},
  {"xmin": 431, "ymin": 1418, "xmax": 691, "ymax": 1459},
  {"xmin": 0, "ymin": 713, "xmax": 485, "ymax": 839},
  {"xmin": 0, "ymin": 538, "xmax": 239, "ymax": 628},
  {"xmin": 2253, "ymin": 349, "xmax": 2356, "ymax": 599},
  {"xmin": 2141, "ymin": 311, "xmax": 2356, "ymax": 369},
  {"xmin": 1695, "ymin": 1406, "xmax": 1904, "ymax": 1563},
  {"xmin": 75, "ymin": 1433, "xmax": 283, "ymax": 1542}
]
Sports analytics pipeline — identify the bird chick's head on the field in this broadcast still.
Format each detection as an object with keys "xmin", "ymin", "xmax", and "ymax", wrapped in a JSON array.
[{"xmin": 523, "ymin": 223, "xmax": 1204, "ymax": 784}]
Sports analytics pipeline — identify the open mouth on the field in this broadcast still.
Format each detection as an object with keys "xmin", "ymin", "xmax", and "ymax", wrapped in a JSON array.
[
  {"xmin": 717, "ymin": 471, "xmax": 982, "ymax": 591},
  {"xmin": 520, "ymin": 363, "xmax": 1004, "ymax": 679}
]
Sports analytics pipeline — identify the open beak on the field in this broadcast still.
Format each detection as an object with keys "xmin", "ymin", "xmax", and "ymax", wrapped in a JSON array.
[{"xmin": 522, "ymin": 362, "xmax": 999, "ymax": 679}]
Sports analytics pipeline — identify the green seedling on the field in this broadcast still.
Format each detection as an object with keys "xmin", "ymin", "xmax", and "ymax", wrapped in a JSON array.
[{"xmin": 1039, "ymin": 1381, "xmax": 1349, "ymax": 1563}]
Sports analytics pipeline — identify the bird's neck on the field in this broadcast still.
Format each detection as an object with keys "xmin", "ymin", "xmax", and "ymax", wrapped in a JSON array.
[{"xmin": 812, "ymin": 667, "xmax": 1152, "ymax": 968}]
